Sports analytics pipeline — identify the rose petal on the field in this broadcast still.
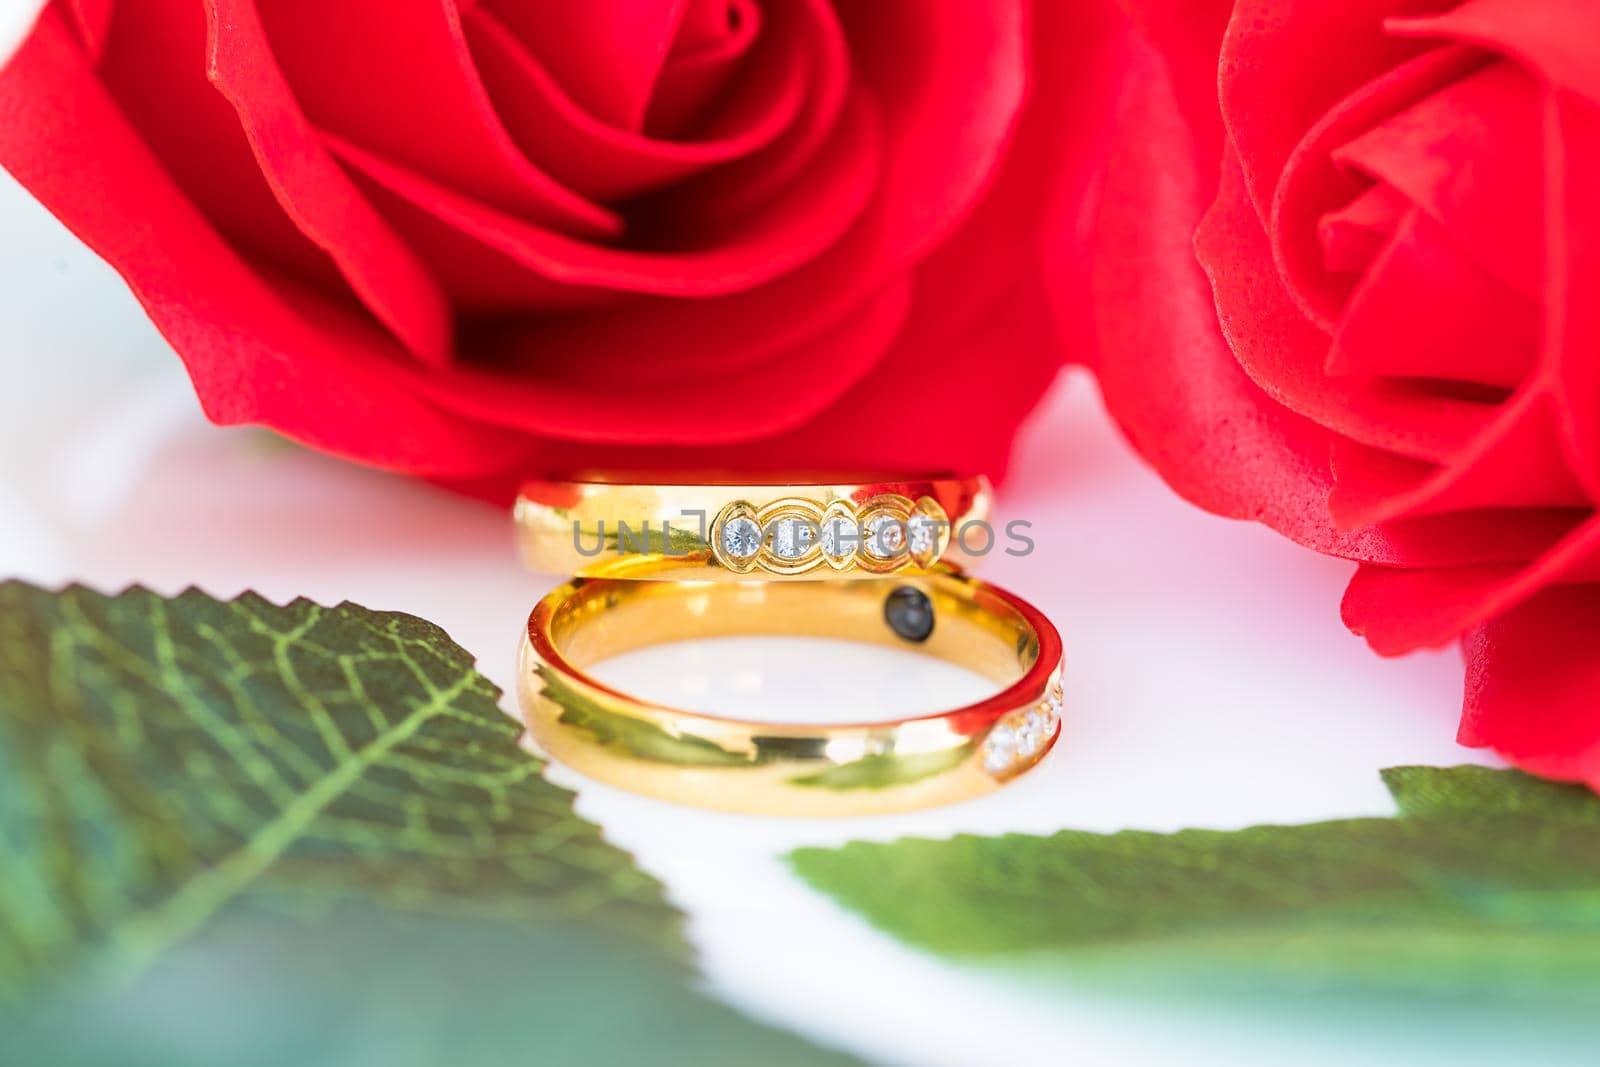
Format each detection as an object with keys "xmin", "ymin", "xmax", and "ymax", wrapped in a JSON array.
[
  {"xmin": 1086, "ymin": 39, "xmax": 1381, "ymax": 560},
  {"xmin": 830, "ymin": 0, "xmax": 1026, "ymax": 272},
  {"xmin": 646, "ymin": 0, "xmax": 760, "ymax": 136},
  {"xmin": 0, "ymin": 9, "xmax": 530, "ymax": 476},
  {"xmin": 1335, "ymin": 60, "xmax": 1544, "ymax": 303},
  {"xmin": 772, "ymin": 0, "xmax": 1124, "ymax": 480},
  {"xmin": 399, "ymin": 283, "xmax": 914, "ymax": 444},
  {"xmin": 1328, "ymin": 206, "xmax": 1535, "ymax": 386},
  {"xmin": 740, "ymin": 0, "xmax": 1122, "ymax": 479},
  {"xmin": 675, "ymin": 0, "xmax": 741, "ymax": 49},
  {"xmin": 1274, "ymin": 44, "xmax": 1490, "ymax": 328},
  {"xmin": 658, "ymin": 0, "xmax": 1025, "ymax": 264},
  {"xmin": 65, "ymin": 0, "xmax": 112, "ymax": 58},
  {"xmin": 96, "ymin": 0, "xmax": 339, "ymax": 288},
  {"xmin": 1118, "ymin": 0, "xmax": 1234, "ymax": 165},
  {"xmin": 1082, "ymin": 26, "xmax": 1584, "ymax": 580},
  {"xmin": 1221, "ymin": 0, "xmax": 1443, "ymax": 224},
  {"xmin": 951, "ymin": 0, "xmax": 1122, "ymax": 369},
  {"xmin": 483, "ymin": 271, "xmax": 1057, "ymax": 488},
  {"xmin": 381, "ymin": 0, "xmax": 1030, "ymax": 390},
  {"xmin": 1389, "ymin": 0, "xmax": 1600, "ymax": 105},
  {"xmin": 1545, "ymin": 90, "xmax": 1600, "ymax": 504},
  {"xmin": 479, "ymin": 0, "xmax": 686, "ymax": 132},
  {"xmin": 325, "ymin": 87, "xmax": 876, "ymax": 303},
  {"xmin": 1459, "ymin": 584, "xmax": 1600, "ymax": 789},
  {"xmin": 205, "ymin": 0, "xmax": 454, "ymax": 364},
  {"xmin": 430, "ymin": 180, "xmax": 918, "ymax": 392},
  {"xmin": 737, "ymin": 274, "xmax": 1063, "ymax": 481},
  {"xmin": 1388, "ymin": 1, "xmax": 1600, "ymax": 500},
  {"xmin": 441, "ymin": 0, "xmax": 1095, "ymax": 469},
  {"xmin": 653, "ymin": 0, "xmax": 849, "ymax": 226},
  {"xmin": 463, "ymin": 1, "xmax": 802, "ymax": 202},
  {"xmin": 1318, "ymin": 182, "xmax": 1408, "ymax": 275},
  {"xmin": 1328, "ymin": 389, "xmax": 1590, "ymax": 529},
  {"xmin": 1344, "ymin": 515, "xmax": 1600, "ymax": 652},
  {"xmin": 1370, "ymin": 509, "xmax": 1588, "ymax": 569},
  {"xmin": 1200, "ymin": 148, "xmax": 1497, "ymax": 465},
  {"xmin": 257, "ymin": 0, "xmax": 618, "ymax": 236}
]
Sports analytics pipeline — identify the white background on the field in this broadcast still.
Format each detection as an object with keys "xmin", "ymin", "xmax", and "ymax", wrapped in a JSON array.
[
  {"xmin": 4, "ymin": 157, "xmax": 1586, "ymax": 1064},
  {"xmin": 0, "ymin": 2, "xmax": 43, "ymax": 72}
]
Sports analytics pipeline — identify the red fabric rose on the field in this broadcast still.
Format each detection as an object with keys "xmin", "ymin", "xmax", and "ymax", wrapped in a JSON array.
[
  {"xmin": 1077, "ymin": 0, "xmax": 1600, "ymax": 787},
  {"xmin": 0, "ymin": 1, "xmax": 1124, "ymax": 489}
]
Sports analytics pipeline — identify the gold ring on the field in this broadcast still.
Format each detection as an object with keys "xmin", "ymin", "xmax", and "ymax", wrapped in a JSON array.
[
  {"xmin": 515, "ymin": 474, "xmax": 991, "ymax": 580},
  {"xmin": 517, "ymin": 567, "xmax": 1063, "ymax": 815}
]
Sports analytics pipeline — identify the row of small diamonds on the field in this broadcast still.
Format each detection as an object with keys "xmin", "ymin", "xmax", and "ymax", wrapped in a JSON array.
[
  {"xmin": 981, "ymin": 680, "xmax": 1064, "ymax": 776},
  {"xmin": 720, "ymin": 512, "xmax": 941, "ymax": 564}
]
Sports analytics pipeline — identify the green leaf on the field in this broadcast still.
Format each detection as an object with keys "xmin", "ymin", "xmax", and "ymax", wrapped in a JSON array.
[
  {"xmin": 0, "ymin": 582, "xmax": 863, "ymax": 1066},
  {"xmin": 5, "ymin": 905, "xmax": 865, "ymax": 1067},
  {"xmin": 1382, "ymin": 764, "xmax": 1600, "ymax": 825},
  {"xmin": 790, "ymin": 766, "xmax": 1600, "ymax": 1000}
]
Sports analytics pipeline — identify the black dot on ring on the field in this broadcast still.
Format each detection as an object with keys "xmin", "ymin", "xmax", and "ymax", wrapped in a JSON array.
[{"xmin": 884, "ymin": 586, "xmax": 935, "ymax": 643}]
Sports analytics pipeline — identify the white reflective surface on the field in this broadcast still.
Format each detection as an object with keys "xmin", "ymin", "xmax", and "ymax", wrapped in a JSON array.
[
  {"xmin": 0, "ymin": 2, "xmax": 44, "ymax": 69},
  {"xmin": 592, "ymin": 636, "xmax": 998, "ymax": 724}
]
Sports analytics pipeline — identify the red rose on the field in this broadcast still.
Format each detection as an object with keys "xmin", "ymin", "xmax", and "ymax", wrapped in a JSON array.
[
  {"xmin": 1078, "ymin": 0, "xmax": 1600, "ymax": 786},
  {"xmin": 0, "ymin": 1, "xmax": 1123, "ymax": 489}
]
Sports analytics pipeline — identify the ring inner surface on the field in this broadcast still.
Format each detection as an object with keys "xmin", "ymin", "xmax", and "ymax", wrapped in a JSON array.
[{"xmin": 547, "ymin": 576, "xmax": 1038, "ymax": 692}]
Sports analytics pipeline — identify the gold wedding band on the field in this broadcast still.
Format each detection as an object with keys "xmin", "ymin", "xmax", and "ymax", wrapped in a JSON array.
[
  {"xmin": 517, "ymin": 568, "xmax": 1063, "ymax": 816},
  {"xmin": 515, "ymin": 474, "xmax": 991, "ymax": 580}
]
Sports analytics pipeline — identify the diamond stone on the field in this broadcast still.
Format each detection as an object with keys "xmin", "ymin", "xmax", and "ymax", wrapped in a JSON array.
[
  {"xmin": 907, "ymin": 513, "xmax": 939, "ymax": 556},
  {"xmin": 865, "ymin": 514, "xmax": 908, "ymax": 559},
  {"xmin": 982, "ymin": 728, "xmax": 1016, "ymax": 773},
  {"xmin": 1017, "ymin": 710, "xmax": 1046, "ymax": 755},
  {"xmin": 770, "ymin": 517, "xmax": 817, "ymax": 559},
  {"xmin": 820, "ymin": 517, "xmax": 859, "ymax": 560},
  {"xmin": 720, "ymin": 516, "xmax": 762, "ymax": 560},
  {"xmin": 982, "ymin": 700, "xmax": 1062, "ymax": 776}
]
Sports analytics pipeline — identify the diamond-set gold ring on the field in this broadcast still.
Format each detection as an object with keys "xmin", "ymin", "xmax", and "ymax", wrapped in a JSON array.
[
  {"xmin": 518, "ymin": 567, "xmax": 1064, "ymax": 816},
  {"xmin": 515, "ymin": 474, "xmax": 991, "ymax": 580}
]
